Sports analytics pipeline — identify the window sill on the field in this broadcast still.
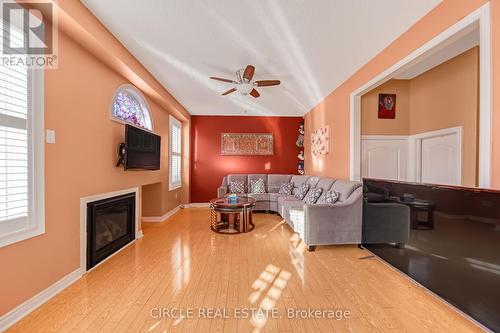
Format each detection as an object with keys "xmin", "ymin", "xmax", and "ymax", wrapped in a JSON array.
[
  {"xmin": 169, "ymin": 184, "xmax": 182, "ymax": 191},
  {"xmin": 0, "ymin": 226, "xmax": 45, "ymax": 248}
]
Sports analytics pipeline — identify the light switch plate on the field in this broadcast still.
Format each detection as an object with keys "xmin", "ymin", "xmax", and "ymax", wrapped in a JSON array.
[{"xmin": 46, "ymin": 129, "xmax": 56, "ymax": 144}]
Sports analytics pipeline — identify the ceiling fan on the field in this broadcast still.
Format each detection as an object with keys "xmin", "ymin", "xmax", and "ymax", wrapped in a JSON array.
[{"xmin": 210, "ymin": 65, "xmax": 280, "ymax": 98}]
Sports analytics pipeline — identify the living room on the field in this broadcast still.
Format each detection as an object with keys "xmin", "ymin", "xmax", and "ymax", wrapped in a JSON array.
[{"xmin": 0, "ymin": 1, "xmax": 499, "ymax": 332}]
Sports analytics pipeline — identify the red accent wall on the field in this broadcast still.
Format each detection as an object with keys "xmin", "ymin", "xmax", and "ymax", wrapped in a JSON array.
[{"xmin": 190, "ymin": 116, "xmax": 303, "ymax": 202}]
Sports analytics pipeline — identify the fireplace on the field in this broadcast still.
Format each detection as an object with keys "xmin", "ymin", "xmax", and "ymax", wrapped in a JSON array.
[{"xmin": 87, "ymin": 193, "xmax": 135, "ymax": 270}]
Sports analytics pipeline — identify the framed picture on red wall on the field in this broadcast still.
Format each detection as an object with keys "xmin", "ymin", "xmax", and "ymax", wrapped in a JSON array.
[{"xmin": 378, "ymin": 94, "xmax": 396, "ymax": 119}]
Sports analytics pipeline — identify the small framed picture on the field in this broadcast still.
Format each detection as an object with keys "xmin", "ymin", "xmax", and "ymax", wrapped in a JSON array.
[{"xmin": 378, "ymin": 94, "xmax": 396, "ymax": 119}]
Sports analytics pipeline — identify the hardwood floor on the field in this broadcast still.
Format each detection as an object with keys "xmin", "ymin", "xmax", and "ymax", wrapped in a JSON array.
[{"xmin": 9, "ymin": 208, "xmax": 482, "ymax": 332}]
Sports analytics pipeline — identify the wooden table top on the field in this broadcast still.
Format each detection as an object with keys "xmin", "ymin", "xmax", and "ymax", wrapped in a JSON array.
[{"xmin": 210, "ymin": 195, "xmax": 256, "ymax": 208}]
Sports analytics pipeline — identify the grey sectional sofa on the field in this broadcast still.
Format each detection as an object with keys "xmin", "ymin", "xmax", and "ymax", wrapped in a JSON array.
[{"xmin": 217, "ymin": 174, "xmax": 363, "ymax": 250}]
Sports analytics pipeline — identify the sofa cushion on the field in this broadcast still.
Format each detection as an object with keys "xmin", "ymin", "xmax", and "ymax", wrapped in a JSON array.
[
  {"xmin": 305, "ymin": 176, "xmax": 321, "ymax": 188},
  {"xmin": 364, "ymin": 192, "xmax": 385, "ymax": 203},
  {"xmin": 268, "ymin": 193, "xmax": 279, "ymax": 202},
  {"xmin": 278, "ymin": 182, "xmax": 293, "ymax": 195},
  {"xmin": 247, "ymin": 193, "xmax": 270, "ymax": 202},
  {"xmin": 330, "ymin": 180, "xmax": 362, "ymax": 202},
  {"xmin": 317, "ymin": 190, "xmax": 340, "ymax": 204},
  {"xmin": 315, "ymin": 178, "xmax": 336, "ymax": 203},
  {"xmin": 250, "ymin": 178, "xmax": 266, "ymax": 194},
  {"xmin": 303, "ymin": 188, "xmax": 323, "ymax": 204},
  {"xmin": 229, "ymin": 180, "xmax": 245, "ymax": 194},
  {"xmin": 294, "ymin": 183, "xmax": 310, "ymax": 200},
  {"xmin": 228, "ymin": 174, "xmax": 248, "ymax": 192},
  {"xmin": 248, "ymin": 174, "xmax": 268, "ymax": 188},
  {"xmin": 290, "ymin": 175, "xmax": 310, "ymax": 195},
  {"xmin": 315, "ymin": 178, "xmax": 336, "ymax": 191},
  {"xmin": 268, "ymin": 174, "xmax": 293, "ymax": 193},
  {"xmin": 221, "ymin": 176, "xmax": 228, "ymax": 187}
]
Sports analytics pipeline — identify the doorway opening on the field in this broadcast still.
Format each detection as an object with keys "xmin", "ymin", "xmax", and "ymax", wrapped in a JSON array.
[{"xmin": 350, "ymin": 4, "xmax": 491, "ymax": 188}]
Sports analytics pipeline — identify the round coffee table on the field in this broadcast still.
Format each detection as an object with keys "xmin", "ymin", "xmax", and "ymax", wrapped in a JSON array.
[{"xmin": 210, "ymin": 196, "xmax": 256, "ymax": 234}]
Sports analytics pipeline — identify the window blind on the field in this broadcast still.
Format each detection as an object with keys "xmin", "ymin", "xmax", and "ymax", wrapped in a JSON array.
[
  {"xmin": 169, "ymin": 116, "xmax": 182, "ymax": 190},
  {"xmin": 0, "ymin": 10, "xmax": 44, "ymax": 248},
  {"xmin": 0, "ymin": 16, "xmax": 29, "ymax": 226}
]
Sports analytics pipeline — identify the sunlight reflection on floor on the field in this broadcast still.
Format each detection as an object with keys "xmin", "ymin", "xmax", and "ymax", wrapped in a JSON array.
[
  {"xmin": 248, "ymin": 264, "xmax": 292, "ymax": 332},
  {"xmin": 288, "ymin": 233, "xmax": 306, "ymax": 283}
]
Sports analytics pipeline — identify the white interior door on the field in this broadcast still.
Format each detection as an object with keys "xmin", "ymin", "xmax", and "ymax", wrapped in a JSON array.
[
  {"xmin": 361, "ymin": 137, "xmax": 408, "ymax": 181},
  {"xmin": 420, "ymin": 131, "xmax": 460, "ymax": 185}
]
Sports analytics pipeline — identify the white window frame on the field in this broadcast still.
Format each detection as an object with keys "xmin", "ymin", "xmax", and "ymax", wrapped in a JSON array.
[
  {"xmin": 169, "ymin": 115, "xmax": 182, "ymax": 191},
  {"xmin": 109, "ymin": 84, "xmax": 154, "ymax": 132},
  {"xmin": 0, "ymin": 45, "xmax": 45, "ymax": 247}
]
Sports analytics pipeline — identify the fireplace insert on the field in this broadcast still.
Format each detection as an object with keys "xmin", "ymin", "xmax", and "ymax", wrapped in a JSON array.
[{"xmin": 87, "ymin": 193, "xmax": 135, "ymax": 270}]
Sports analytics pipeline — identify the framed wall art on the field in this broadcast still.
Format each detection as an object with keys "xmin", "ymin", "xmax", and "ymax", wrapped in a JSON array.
[
  {"xmin": 311, "ymin": 126, "xmax": 329, "ymax": 156},
  {"xmin": 221, "ymin": 133, "xmax": 274, "ymax": 155},
  {"xmin": 378, "ymin": 93, "xmax": 396, "ymax": 119}
]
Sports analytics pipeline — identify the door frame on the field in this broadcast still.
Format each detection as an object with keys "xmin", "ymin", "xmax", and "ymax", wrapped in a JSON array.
[
  {"xmin": 408, "ymin": 126, "xmax": 462, "ymax": 184},
  {"xmin": 350, "ymin": 3, "xmax": 491, "ymax": 188}
]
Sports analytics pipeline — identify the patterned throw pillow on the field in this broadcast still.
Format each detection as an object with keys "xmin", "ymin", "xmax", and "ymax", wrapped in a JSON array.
[
  {"xmin": 317, "ymin": 190, "xmax": 340, "ymax": 204},
  {"xmin": 278, "ymin": 182, "xmax": 293, "ymax": 195},
  {"xmin": 294, "ymin": 183, "xmax": 310, "ymax": 200},
  {"xmin": 250, "ymin": 178, "xmax": 266, "ymax": 194},
  {"xmin": 229, "ymin": 180, "xmax": 245, "ymax": 194},
  {"xmin": 303, "ymin": 188, "xmax": 323, "ymax": 204}
]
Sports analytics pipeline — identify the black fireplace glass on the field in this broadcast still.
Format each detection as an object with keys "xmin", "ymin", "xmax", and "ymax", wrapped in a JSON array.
[
  {"xmin": 362, "ymin": 178, "xmax": 500, "ymax": 332},
  {"xmin": 87, "ymin": 193, "xmax": 135, "ymax": 270}
]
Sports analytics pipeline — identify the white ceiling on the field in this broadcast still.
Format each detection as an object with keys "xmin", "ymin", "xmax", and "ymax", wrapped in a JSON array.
[{"xmin": 81, "ymin": 0, "xmax": 441, "ymax": 116}]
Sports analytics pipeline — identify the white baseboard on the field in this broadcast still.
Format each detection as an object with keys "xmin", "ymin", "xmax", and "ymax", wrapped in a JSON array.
[
  {"xmin": 187, "ymin": 203, "xmax": 209, "ymax": 208},
  {"xmin": 142, "ymin": 205, "xmax": 181, "ymax": 223},
  {"xmin": 0, "ymin": 268, "xmax": 83, "ymax": 332},
  {"xmin": 136, "ymin": 229, "xmax": 144, "ymax": 238}
]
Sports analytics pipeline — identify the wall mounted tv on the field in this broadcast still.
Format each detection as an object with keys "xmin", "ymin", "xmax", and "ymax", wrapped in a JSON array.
[{"xmin": 123, "ymin": 124, "xmax": 161, "ymax": 170}]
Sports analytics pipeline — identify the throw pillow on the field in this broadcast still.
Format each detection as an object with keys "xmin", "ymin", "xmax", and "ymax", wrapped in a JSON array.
[
  {"xmin": 250, "ymin": 178, "xmax": 266, "ymax": 194},
  {"xmin": 278, "ymin": 182, "xmax": 293, "ymax": 195},
  {"xmin": 294, "ymin": 183, "xmax": 310, "ymax": 200},
  {"xmin": 229, "ymin": 180, "xmax": 245, "ymax": 194},
  {"xmin": 317, "ymin": 190, "xmax": 340, "ymax": 204},
  {"xmin": 303, "ymin": 188, "xmax": 323, "ymax": 204}
]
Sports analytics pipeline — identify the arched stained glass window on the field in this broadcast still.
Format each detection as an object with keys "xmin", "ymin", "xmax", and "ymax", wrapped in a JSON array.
[{"xmin": 111, "ymin": 85, "xmax": 153, "ymax": 131}]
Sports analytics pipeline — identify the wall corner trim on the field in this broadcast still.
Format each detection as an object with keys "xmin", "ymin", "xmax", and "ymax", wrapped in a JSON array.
[
  {"xmin": 136, "ymin": 229, "xmax": 144, "ymax": 239},
  {"xmin": 142, "ymin": 205, "xmax": 182, "ymax": 223},
  {"xmin": 0, "ymin": 268, "xmax": 83, "ymax": 332}
]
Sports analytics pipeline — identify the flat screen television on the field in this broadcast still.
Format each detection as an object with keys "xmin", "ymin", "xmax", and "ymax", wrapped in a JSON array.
[{"xmin": 124, "ymin": 124, "xmax": 161, "ymax": 170}]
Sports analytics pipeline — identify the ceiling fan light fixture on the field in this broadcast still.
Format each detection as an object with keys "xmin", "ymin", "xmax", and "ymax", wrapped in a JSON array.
[
  {"xmin": 209, "ymin": 64, "xmax": 280, "ymax": 98},
  {"xmin": 237, "ymin": 83, "xmax": 253, "ymax": 95}
]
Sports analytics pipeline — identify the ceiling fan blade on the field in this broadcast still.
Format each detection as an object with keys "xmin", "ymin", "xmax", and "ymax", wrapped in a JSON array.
[
  {"xmin": 243, "ymin": 65, "xmax": 255, "ymax": 82},
  {"xmin": 210, "ymin": 76, "xmax": 236, "ymax": 83},
  {"xmin": 222, "ymin": 88, "xmax": 237, "ymax": 96},
  {"xmin": 255, "ymin": 80, "xmax": 280, "ymax": 87},
  {"xmin": 250, "ymin": 88, "xmax": 260, "ymax": 98}
]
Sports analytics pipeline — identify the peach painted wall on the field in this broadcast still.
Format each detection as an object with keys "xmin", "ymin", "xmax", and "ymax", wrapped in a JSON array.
[
  {"xmin": 304, "ymin": 0, "xmax": 500, "ymax": 189},
  {"xmin": 0, "ymin": 4, "xmax": 190, "ymax": 318},
  {"xmin": 410, "ymin": 47, "xmax": 479, "ymax": 186},
  {"xmin": 361, "ymin": 80, "xmax": 411, "ymax": 135}
]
